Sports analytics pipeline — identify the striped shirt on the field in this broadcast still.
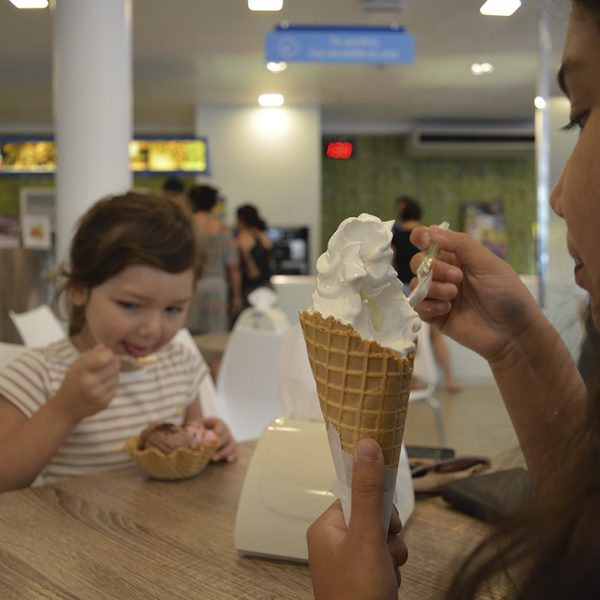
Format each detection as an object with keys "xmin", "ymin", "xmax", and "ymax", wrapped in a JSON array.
[{"xmin": 0, "ymin": 338, "xmax": 208, "ymax": 484}]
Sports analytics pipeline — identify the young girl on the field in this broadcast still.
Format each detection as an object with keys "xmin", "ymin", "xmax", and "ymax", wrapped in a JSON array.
[{"xmin": 0, "ymin": 191, "xmax": 237, "ymax": 493}]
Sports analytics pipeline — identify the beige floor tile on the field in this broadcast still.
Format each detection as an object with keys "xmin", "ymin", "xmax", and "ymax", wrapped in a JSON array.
[{"xmin": 404, "ymin": 385, "xmax": 524, "ymax": 466}]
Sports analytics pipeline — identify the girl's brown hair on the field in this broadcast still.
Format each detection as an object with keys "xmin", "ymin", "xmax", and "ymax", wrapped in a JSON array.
[{"xmin": 60, "ymin": 191, "xmax": 200, "ymax": 335}]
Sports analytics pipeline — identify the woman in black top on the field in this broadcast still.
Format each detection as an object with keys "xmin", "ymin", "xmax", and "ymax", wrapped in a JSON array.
[
  {"xmin": 236, "ymin": 204, "xmax": 273, "ymax": 305},
  {"xmin": 391, "ymin": 196, "xmax": 460, "ymax": 392}
]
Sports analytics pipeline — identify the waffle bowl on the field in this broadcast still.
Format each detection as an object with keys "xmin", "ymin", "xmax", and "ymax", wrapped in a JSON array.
[{"xmin": 123, "ymin": 436, "xmax": 219, "ymax": 481}]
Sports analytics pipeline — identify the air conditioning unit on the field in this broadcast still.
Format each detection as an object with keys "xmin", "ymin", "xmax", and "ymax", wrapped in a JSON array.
[{"xmin": 408, "ymin": 127, "xmax": 535, "ymax": 157}]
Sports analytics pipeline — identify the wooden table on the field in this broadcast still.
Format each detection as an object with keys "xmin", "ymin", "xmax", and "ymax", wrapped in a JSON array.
[{"xmin": 0, "ymin": 443, "xmax": 494, "ymax": 599}]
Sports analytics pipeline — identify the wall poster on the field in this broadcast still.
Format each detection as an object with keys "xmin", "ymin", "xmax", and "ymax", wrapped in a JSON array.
[{"xmin": 460, "ymin": 201, "xmax": 508, "ymax": 260}]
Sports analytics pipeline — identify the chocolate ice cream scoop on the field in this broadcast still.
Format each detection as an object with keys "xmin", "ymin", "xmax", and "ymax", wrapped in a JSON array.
[{"xmin": 138, "ymin": 422, "xmax": 198, "ymax": 454}]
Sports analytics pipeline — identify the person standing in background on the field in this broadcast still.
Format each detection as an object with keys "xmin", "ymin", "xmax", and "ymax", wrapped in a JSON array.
[
  {"xmin": 187, "ymin": 184, "xmax": 242, "ymax": 333},
  {"xmin": 161, "ymin": 176, "xmax": 189, "ymax": 211},
  {"xmin": 236, "ymin": 204, "xmax": 273, "ymax": 306},
  {"xmin": 391, "ymin": 196, "xmax": 461, "ymax": 392}
]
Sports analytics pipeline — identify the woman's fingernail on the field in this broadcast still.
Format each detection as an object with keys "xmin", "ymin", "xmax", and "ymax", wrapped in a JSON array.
[{"xmin": 356, "ymin": 438, "xmax": 379, "ymax": 461}]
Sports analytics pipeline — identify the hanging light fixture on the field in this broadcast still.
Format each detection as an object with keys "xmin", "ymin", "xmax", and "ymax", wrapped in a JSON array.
[
  {"xmin": 9, "ymin": 0, "xmax": 49, "ymax": 8},
  {"xmin": 248, "ymin": 0, "xmax": 283, "ymax": 11},
  {"xmin": 480, "ymin": 0, "xmax": 521, "ymax": 16},
  {"xmin": 258, "ymin": 93, "xmax": 285, "ymax": 107}
]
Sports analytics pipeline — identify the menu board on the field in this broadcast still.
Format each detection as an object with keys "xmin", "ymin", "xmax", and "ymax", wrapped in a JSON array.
[
  {"xmin": 0, "ymin": 140, "xmax": 56, "ymax": 173},
  {"xmin": 0, "ymin": 137, "xmax": 209, "ymax": 175},
  {"xmin": 129, "ymin": 138, "xmax": 208, "ymax": 173}
]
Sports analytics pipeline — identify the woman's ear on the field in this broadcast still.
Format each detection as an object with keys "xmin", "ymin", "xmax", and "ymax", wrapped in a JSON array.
[{"xmin": 68, "ymin": 285, "xmax": 88, "ymax": 307}]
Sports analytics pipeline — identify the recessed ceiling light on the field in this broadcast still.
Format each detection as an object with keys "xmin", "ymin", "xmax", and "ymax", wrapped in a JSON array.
[
  {"xmin": 480, "ymin": 0, "xmax": 521, "ymax": 16},
  {"xmin": 248, "ymin": 0, "xmax": 283, "ymax": 11},
  {"xmin": 9, "ymin": 0, "xmax": 48, "ymax": 8},
  {"xmin": 267, "ymin": 62, "xmax": 287, "ymax": 73},
  {"xmin": 258, "ymin": 93, "xmax": 284, "ymax": 107},
  {"xmin": 534, "ymin": 96, "xmax": 546, "ymax": 109},
  {"xmin": 471, "ymin": 62, "xmax": 495, "ymax": 75}
]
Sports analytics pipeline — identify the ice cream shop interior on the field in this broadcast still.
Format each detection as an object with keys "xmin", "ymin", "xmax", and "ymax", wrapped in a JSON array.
[{"xmin": 0, "ymin": 0, "xmax": 590, "ymax": 596}]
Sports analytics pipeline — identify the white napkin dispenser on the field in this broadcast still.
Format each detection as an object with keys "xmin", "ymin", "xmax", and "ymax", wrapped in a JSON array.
[
  {"xmin": 234, "ymin": 307, "xmax": 290, "ymax": 334},
  {"xmin": 234, "ymin": 417, "xmax": 414, "ymax": 562}
]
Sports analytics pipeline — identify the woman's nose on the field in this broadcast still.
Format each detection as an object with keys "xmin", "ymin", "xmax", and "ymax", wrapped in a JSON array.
[{"xmin": 550, "ymin": 162, "xmax": 567, "ymax": 217}]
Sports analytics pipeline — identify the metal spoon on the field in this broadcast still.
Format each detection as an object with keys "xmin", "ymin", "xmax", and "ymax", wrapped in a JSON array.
[{"xmin": 408, "ymin": 221, "xmax": 450, "ymax": 307}]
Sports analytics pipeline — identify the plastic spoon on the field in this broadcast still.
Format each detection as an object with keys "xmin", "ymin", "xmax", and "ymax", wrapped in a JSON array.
[
  {"xmin": 408, "ymin": 221, "xmax": 450, "ymax": 307},
  {"xmin": 117, "ymin": 354, "xmax": 158, "ymax": 366}
]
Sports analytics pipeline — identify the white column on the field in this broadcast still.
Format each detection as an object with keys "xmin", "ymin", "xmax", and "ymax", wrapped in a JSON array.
[
  {"xmin": 53, "ymin": 0, "xmax": 132, "ymax": 262},
  {"xmin": 535, "ymin": 0, "xmax": 551, "ymax": 307}
]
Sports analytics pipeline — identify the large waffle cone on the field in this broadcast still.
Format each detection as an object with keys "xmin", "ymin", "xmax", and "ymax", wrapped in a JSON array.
[
  {"xmin": 123, "ymin": 437, "xmax": 219, "ymax": 481},
  {"xmin": 299, "ymin": 310, "xmax": 415, "ymax": 468}
]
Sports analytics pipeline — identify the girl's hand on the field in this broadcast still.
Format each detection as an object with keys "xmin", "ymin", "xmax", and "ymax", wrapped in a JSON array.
[
  {"xmin": 202, "ymin": 417, "xmax": 238, "ymax": 462},
  {"xmin": 409, "ymin": 225, "xmax": 541, "ymax": 362},
  {"xmin": 307, "ymin": 438, "xmax": 407, "ymax": 600},
  {"xmin": 52, "ymin": 344, "xmax": 120, "ymax": 423}
]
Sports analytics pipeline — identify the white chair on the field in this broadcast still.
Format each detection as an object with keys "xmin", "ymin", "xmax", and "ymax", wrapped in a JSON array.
[
  {"xmin": 409, "ymin": 321, "xmax": 446, "ymax": 446},
  {"xmin": 217, "ymin": 325, "xmax": 285, "ymax": 442},
  {"xmin": 173, "ymin": 328, "xmax": 225, "ymax": 419},
  {"xmin": 277, "ymin": 323, "xmax": 322, "ymax": 422},
  {"xmin": 0, "ymin": 342, "xmax": 26, "ymax": 370},
  {"xmin": 9, "ymin": 304, "xmax": 65, "ymax": 347}
]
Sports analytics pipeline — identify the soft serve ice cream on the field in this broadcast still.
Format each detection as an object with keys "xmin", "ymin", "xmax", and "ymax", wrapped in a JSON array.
[
  {"xmin": 310, "ymin": 212, "xmax": 420, "ymax": 352},
  {"xmin": 300, "ymin": 213, "xmax": 420, "ymax": 526}
]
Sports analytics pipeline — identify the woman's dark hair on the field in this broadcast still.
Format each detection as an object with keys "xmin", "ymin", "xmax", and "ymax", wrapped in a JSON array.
[
  {"xmin": 162, "ymin": 176, "xmax": 185, "ymax": 194},
  {"xmin": 189, "ymin": 184, "xmax": 219, "ymax": 213},
  {"xmin": 447, "ymin": 4, "xmax": 600, "ymax": 596},
  {"xmin": 396, "ymin": 196, "xmax": 422, "ymax": 222},
  {"xmin": 237, "ymin": 204, "xmax": 267, "ymax": 231},
  {"xmin": 59, "ymin": 191, "xmax": 200, "ymax": 335}
]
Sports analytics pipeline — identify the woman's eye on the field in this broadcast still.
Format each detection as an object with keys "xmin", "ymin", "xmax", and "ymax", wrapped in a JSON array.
[
  {"xmin": 165, "ymin": 306, "xmax": 184, "ymax": 314},
  {"xmin": 561, "ymin": 112, "xmax": 589, "ymax": 132}
]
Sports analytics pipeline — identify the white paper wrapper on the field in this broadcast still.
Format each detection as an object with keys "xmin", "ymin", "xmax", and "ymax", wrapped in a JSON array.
[{"xmin": 327, "ymin": 423, "xmax": 398, "ymax": 528}]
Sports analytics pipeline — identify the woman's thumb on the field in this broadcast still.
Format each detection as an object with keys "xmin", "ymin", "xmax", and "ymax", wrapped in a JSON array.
[{"xmin": 348, "ymin": 438, "xmax": 386, "ymax": 538}]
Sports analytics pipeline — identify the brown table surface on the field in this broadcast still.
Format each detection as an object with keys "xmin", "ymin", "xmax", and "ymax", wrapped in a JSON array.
[{"xmin": 0, "ymin": 442, "xmax": 494, "ymax": 599}]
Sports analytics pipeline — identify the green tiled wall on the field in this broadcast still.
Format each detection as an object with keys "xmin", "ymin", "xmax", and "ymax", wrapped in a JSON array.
[
  {"xmin": 322, "ymin": 135, "xmax": 537, "ymax": 274},
  {"xmin": 0, "ymin": 176, "xmax": 54, "ymax": 215}
]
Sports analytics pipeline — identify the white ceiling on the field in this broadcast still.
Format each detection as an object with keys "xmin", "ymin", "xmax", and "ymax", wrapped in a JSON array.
[{"xmin": 0, "ymin": 0, "xmax": 567, "ymax": 134}]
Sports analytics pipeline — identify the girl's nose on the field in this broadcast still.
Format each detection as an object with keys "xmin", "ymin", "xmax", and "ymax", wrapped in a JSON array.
[{"xmin": 139, "ymin": 312, "xmax": 161, "ymax": 337}]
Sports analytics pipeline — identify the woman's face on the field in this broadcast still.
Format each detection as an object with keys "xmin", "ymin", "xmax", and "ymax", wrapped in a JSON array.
[{"xmin": 550, "ymin": 4, "xmax": 600, "ymax": 327}]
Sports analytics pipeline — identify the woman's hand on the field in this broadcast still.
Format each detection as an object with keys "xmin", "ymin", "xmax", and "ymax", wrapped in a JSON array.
[
  {"xmin": 202, "ymin": 417, "xmax": 238, "ymax": 462},
  {"xmin": 52, "ymin": 344, "xmax": 120, "ymax": 423},
  {"xmin": 307, "ymin": 438, "xmax": 407, "ymax": 600},
  {"xmin": 410, "ymin": 225, "xmax": 541, "ymax": 362}
]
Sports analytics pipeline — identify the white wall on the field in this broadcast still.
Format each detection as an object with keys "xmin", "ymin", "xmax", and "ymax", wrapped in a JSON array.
[{"xmin": 194, "ymin": 104, "xmax": 322, "ymax": 273}]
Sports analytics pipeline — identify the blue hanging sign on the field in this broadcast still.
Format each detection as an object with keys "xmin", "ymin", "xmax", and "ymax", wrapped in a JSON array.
[{"xmin": 265, "ymin": 24, "xmax": 414, "ymax": 64}]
